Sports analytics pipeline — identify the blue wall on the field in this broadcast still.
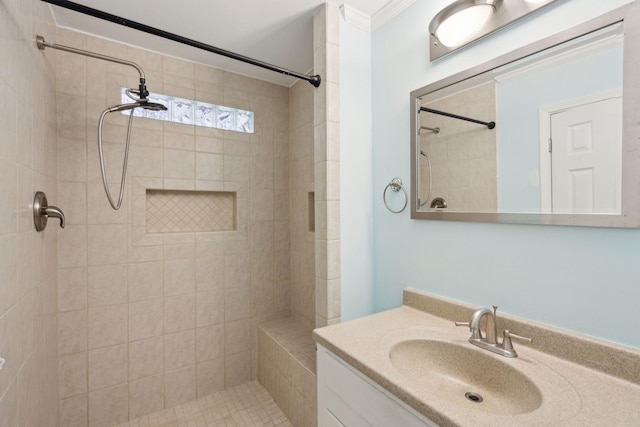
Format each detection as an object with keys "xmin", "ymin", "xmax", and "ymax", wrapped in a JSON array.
[{"xmin": 368, "ymin": 0, "xmax": 640, "ymax": 348}]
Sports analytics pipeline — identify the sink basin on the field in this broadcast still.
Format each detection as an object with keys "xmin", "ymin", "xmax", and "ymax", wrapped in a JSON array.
[{"xmin": 389, "ymin": 339, "xmax": 542, "ymax": 415}]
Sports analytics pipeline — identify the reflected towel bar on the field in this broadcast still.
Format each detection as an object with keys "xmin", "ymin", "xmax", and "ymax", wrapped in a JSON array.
[
  {"xmin": 419, "ymin": 107, "xmax": 495, "ymax": 129},
  {"xmin": 40, "ymin": 0, "xmax": 322, "ymax": 87}
]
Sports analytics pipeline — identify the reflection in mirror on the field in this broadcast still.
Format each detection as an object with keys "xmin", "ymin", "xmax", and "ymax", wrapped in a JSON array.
[
  {"xmin": 410, "ymin": 3, "xmax": 640, "ymax": 227},
  {"xmin": 418, "ymin": 23, "xmax": 622, "ymax": 214}
]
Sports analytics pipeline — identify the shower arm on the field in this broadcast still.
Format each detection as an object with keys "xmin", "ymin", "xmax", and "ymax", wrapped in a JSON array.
[{"xmin": 36, "ymin": 35, "xmax": 150, "ymax": 99}]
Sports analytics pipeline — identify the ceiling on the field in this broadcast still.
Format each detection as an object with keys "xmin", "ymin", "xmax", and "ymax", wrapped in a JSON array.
[{"xmin": 48, "ymin": 0, "xmax": 414, "ymax": 87}]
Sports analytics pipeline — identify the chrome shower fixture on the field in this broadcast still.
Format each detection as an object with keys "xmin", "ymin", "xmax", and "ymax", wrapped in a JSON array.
[
  {"xmin": 419, "ymin": 126, "xmax": 441, "ymax": 135},
  {"xmin": 36, "ymin": 35, "xmax": 152, "ymax": 102},
  {"xmin": 36, "ymin": 35, "xmax": 167, "ymax": 210}
]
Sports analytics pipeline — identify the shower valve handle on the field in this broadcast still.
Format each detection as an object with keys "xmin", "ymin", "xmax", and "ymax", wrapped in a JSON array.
[{"xmin": 33, "ymin": 191, "xmax": 65, "ymax": 231}]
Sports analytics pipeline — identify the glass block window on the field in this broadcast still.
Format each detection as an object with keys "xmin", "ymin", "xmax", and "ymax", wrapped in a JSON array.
[{"xmin": 121, "ymin": 88, "xmax": 254, "ymax": 134}]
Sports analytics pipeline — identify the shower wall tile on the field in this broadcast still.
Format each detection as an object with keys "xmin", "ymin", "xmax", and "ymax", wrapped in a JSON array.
[
  {"xmin": 196, "ymin": 290, "xmax": 225, "ymax": 327},
  {"xmin": 196, "ymin": 357, "xmax": 226, "ymax": 396},
  {"xmin": 60, "ymin": 394, "xmax": 88, "ymax": 427},
  {"xmin": 88, "ymin": 344, "xmax": 128, "ymax": 391},
  {"xmin": 129, "ymin": 336, "xmax": 164, "ymax": 380},
  {"xmin": 164, "ymin": 329, "xmax": 196, "ymax": 371},
  {"xmin": 2, "ymin": 9, "xmax": 59, "ymax": 424},
  {"xmin": 164, "ymin": 366, "xmax": 196, "ymax": 408},
  {"xmin": 225, "ymin": 350, "xmax": 251, "ymax": 388},
  {"xmin": 128, "ymin": 145, "xmax": 164, "ymax": 178},
  {"xmin": 87, "ymin": 224, "xmax": 128, "ymax": 265},
  {"xmin": 313, "ymin": 3, "xmax": 341, "ymax": 327},
  {"xmin": 196, "ymin": 324, "xmax": 225, "ymax": 362},
  {"xmin": 129, "ymin": 299, "xmax": 163, "ymax": 341},
  {"xmin": 88, "ymin": 264, "xmax": 128, "ymax": 307},
  {"xmin": 127, "ymin": 261, "xmax": 163, "ymax": 301},
  {"xmin": 88, "ymin": 304, "xmax": 128, "ymax": 349},
  {"xmin": 128, "ymin": 374, "xmax": 165, "ymax": 419},
  {"xmin": 163, "ymin": 257, "xmax": 195, "ymax": 296},
  {"xmin": 289, "ymin": 79, "xmax": 315, "ymax": 327},
  {"xmin": 58, "ymin": 267, "xmax": 88, "ymax": 312},
  {"xmin": 57, "ymin": 51, "xmax": 87, "ymax": 97},
  {"xmin": 164, "ymin": 294, "xmax": 196, "ymax": 334},
  {"xmin": 225, "ymin": 318, "xmax": 251, "ymax": 354},
  {"xmin": 164, "ymin": 131, "xmax": 194, "ymax": 151},
  {"xmin": 58, "ymin": 182, "xmax": 87, "ymax": 225},
  {"xmin": 59, "ymin": 352, "xmax": 87, "ymax": 398},
  {"xmin": 55, "ymin": 27, "xmax": 292, "ymax": 424},
  {"xmin": 195, "ymin": 256, "xmax": 225, "ymax": 292},
  {"xmin": 59, "ymin": 309, "xmax": 88, "ymax": 355},
  {"xmin": 88, "ymin": 383, "xmax": 129, "ymax": 427}
]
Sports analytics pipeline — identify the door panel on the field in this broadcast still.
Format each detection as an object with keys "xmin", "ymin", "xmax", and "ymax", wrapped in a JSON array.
[{"xmin": 550, "ymin": 97, "xmax": 622, "ymax": 213}]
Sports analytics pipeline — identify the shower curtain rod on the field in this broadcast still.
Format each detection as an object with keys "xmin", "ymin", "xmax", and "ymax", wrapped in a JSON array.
[
  {"xmin": 41, "ymin": 0, "xmax": 322, "ymax": 87},
  {"xmin": 419, "ymin": 107, "xmax": 495, "ymax": 129}
]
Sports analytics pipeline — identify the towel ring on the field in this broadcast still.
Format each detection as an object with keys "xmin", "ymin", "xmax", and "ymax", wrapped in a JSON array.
[{"xmin": 383, "ymin": 177, "xmax": 408, "ymax": 214}]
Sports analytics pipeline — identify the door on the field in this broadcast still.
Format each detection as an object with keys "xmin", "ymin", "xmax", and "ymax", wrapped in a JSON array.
[{"xmin": 549, "ymin": 96, "xmax": 622, "ymax": 213}]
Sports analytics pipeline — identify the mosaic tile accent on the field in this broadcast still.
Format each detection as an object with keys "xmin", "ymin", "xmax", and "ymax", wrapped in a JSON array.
[
  {"xmin": 146, "ymin": 189, "xmax": 236, "ymax": 233},
  {"xmin": 115, "ymin": 381, "xmax": 293, "ymax": 427},
  {"xmin": 121, "ymin": 88, "xmax": 254, "ymax": 133}
]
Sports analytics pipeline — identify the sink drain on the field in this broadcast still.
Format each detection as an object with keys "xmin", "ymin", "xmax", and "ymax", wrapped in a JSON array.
[{"xmin": 464, "ymin": 392, "xmax": 483, "ymax": 403}]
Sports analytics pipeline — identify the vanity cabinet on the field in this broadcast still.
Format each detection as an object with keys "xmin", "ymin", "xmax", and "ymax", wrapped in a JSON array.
[{"xmin": 317, "ymin": 344, "xmax": 437, "ymax": 427}]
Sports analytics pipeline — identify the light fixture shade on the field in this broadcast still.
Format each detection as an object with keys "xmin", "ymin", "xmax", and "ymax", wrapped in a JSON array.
[
  {"xmin": 430, "ymin": 0, "xmax": 499, "ymax": 48},
  {"xmin": 434, "ymin": 4, "xmax": 495, "ymax": 47},
  {"xmin": 428, "ymin": 0, "xmax": 558, "ymax": 60}
]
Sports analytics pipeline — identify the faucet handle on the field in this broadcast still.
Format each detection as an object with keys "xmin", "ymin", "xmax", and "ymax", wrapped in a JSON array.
[
  {"xmin": 502, "ymin": 330, "xmax": 533, "ymax": 351},
  {"xmin": 454, "ymin": 321, "xmax": 470, "ymax": 331}
]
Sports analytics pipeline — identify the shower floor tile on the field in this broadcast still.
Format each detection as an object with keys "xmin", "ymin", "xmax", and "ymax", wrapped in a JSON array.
[{"xmin": 115, "ymin": 381, "xmax": 293, "ymax": 427}]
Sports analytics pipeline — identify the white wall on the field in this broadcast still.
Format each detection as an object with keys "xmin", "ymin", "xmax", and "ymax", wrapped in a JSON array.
[
  {"xmin": 340, "ymin": 12, "xmax": 375, "ymax": 321},
  {"xmin": 369, "ymin": 0, "xmax": 640, "ymax": 348}
]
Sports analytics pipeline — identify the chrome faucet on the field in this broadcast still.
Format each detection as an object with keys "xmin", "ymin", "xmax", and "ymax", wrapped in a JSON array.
[
  {"xmin": 456, "ymin": 306, "xmax": 532, "ymax": 358},
  {"xmin": 469, "ymin": 306, "xmax": 497, "ymax": 344}
]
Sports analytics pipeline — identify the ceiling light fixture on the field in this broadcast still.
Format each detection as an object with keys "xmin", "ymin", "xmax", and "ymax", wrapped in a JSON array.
[{"xmin": 428, "ymin": 0, "xmax": 558, "ymax": 61}]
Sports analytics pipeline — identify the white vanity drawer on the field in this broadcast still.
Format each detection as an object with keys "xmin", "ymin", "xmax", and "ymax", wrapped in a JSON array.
[{"xmin": 317, "ymin": 345, "xmax": 437, "ymax": 427}]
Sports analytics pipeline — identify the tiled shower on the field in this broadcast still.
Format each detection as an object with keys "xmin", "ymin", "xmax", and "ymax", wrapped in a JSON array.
[{"xmin": 0, "ymin": 0, "xmax": 341, "ymax": 426}]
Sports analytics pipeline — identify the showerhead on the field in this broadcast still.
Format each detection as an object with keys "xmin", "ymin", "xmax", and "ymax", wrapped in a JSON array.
[
  {"xmin": 106, "ymin": 100, "xmax": 168, "ymax": 113},
  {"xmin": 138, "ymin": 100, "xmax": 168, "ymax": 111}
]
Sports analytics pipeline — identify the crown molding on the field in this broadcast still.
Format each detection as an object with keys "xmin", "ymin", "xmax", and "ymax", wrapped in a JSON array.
[
  {"xmin": 340, "ymin": 4, "xmax": 371, "ymax": 32},
  {"xmin": 371, "ymin": 0, "xmax": 416, "ymax": 31}
]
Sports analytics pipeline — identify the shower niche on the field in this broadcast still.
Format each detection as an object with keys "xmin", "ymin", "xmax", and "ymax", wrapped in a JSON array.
[{"xmin": 145, "ymin": 189, "xmax": 236, "ymax": 233}]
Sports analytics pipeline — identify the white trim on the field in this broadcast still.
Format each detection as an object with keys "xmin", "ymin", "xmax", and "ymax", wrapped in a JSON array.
[
  {"xmin": 538, "ymin": 89, "xmax": 622, "ymax": 211},
  {"xmin": 340, "ymin": 4, "xmax": 371, "ymax": 32},
  {"xmin": 371, "ymin": 0, "xmax": 416, "ymax": 31}
]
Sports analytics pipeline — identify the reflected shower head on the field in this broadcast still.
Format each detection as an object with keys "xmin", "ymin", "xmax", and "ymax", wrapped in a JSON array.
[
  {"xmin": 106, "ymin": 100, "xmax": 168, "ymax": 113},
  {"xmin": 419, "ymin": 126, "xmax": 440, "ymax": 135}
]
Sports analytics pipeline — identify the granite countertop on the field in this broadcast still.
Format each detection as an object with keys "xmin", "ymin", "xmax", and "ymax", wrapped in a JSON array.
[{"xmin": 313, "ymin": 289, "xmax": 640, "ymax": 427}]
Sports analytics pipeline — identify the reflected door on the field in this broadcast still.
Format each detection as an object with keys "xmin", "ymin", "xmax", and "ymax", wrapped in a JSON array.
[{"xmin": 549, "ymin": 97, "xmax": 622, "ymax": 213}]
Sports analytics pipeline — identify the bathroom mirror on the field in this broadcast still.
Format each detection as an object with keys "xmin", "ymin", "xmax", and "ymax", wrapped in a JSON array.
[{"xmin": 410, "ymin": 2, "xmax": 640, "ymax": 227}]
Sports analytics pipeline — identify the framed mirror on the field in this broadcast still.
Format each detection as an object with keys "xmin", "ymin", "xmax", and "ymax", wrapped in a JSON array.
[{"xmin": 410, "ymin": 2, "xmax": 640, "ymax": 227}]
